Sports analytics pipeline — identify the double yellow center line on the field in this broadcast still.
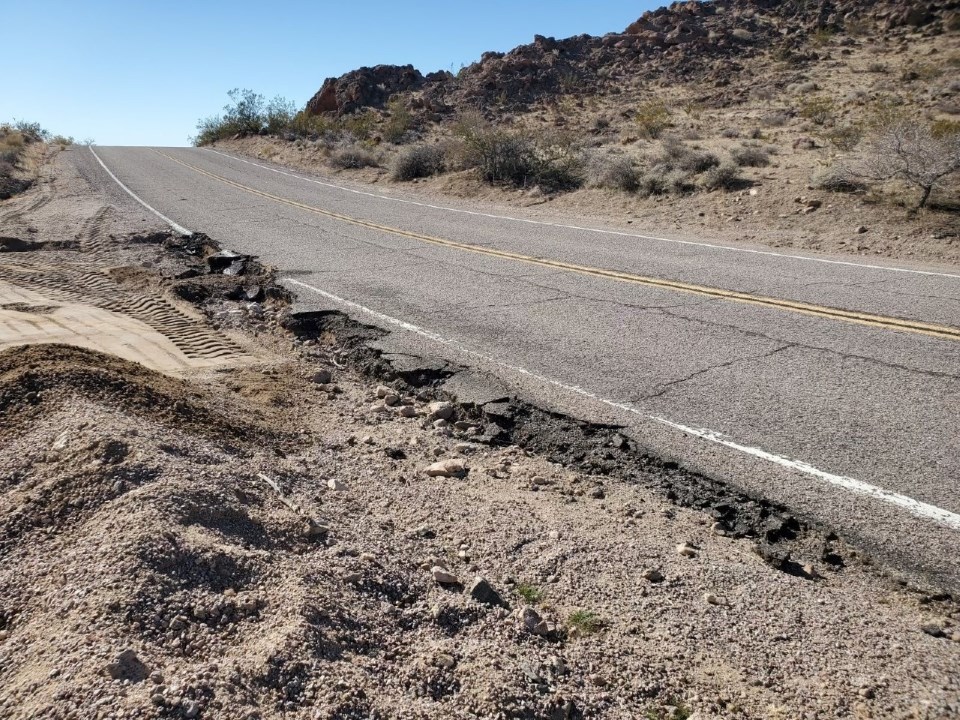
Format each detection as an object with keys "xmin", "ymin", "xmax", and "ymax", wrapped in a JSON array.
[{"xmin": 156, "ymin": 150, "xmax": 960, "ymax": 342}]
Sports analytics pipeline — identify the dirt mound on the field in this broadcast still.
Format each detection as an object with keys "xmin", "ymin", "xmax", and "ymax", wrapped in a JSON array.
[{"xmin": 0, "ymin": 344, "xmax": 268, "ymax": 442}]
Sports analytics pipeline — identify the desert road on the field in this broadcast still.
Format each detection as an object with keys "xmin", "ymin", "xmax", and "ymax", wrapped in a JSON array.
[{"xmin": 82, "ymin": 146, "xmax": 960, "ymax": 589}]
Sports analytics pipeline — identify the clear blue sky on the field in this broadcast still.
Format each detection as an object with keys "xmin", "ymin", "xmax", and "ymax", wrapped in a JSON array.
[{"xmin": 2, "ymin": 1, "xmax": 660, "ymax": 147}]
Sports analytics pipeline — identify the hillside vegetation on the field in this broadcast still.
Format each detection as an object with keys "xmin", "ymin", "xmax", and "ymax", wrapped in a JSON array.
[{"xmin": 194, "ymin": 0, "xmax": 960, "ymax": 263}]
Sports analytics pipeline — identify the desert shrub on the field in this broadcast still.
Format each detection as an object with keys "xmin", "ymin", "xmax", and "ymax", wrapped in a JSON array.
[
  {"xmin": 634, "ymin": 101, "xmax": 672, "ymax": 140},
  {"xmin": 391, "ymin": 144, "xmax": 444, "ymax": 180},
  {"xmin": 720, "ymin": 127, "xmax": 741, "ymax": 139},
  {"xmin": 193, "ymin": 89, "xmax": 297, "ymax": 145},
  {"xmin": 655, "ymin": 138, "xmax": 719, "ymax": 173},
  {"xmin": 851, "ymin": 118, "xmax": 960, "ymax": 208},
  {"xmin": 50, "ymin": 135, "xmax": 74, "ymax": 147},
  {"xmin": 700, "ymin": 162, "xmax": 742, "ymax": 191},
  {"xmin": 288, "ymin": 111, "xmax": 336, "ymax": 139},
  {"xmin": 866, "ymin": 62, "xmax": 887, "ymax": 74},
  {"xmin": 383, "ymin": 99, "xmax": 415, "ymax": 144},
  {"xmin": 264, "ymin": 96, "xmax": 296, "ymax": 135},
  {"xmin": 341, "ymin": 110, "xmax": 378, "ymax": 142},
  {"xmin": 453, "ymin": 113, "xmax": 583, "ymax": 191},
  {"xmin": 812, "ymin": 166, "xmax": 866, "ymax": 193},
  {"xmin": 665, "ymin": 169, "xmax": 696, "ymax": 194},
  {"xmin": 761, "ymin": 111, "xmax": 791, "ymax": 127},
  {"xmin": 637, "ymin": 171, "xmax": 669, "ymax": 196},
  {"xmin": 821, "ymin": 123, "xmax": 864, "ymax": 151},
  {"xmin": 932, "ymin": 119, "xmax": 960, "ymax": 138},
  {"xmin": 586, "ymin": 154, "xmax": 639, "ymax": 192},
  {"xmin": 329, "ymin": 146, "xmax": 378, "ymax": 169},
  {"xmin": 799, "ymin": 96, "xmax": 835, "ymax": 125},
  {"xmin": 730, "ymin": 144, "xmax": 770, "ymax": 167}
]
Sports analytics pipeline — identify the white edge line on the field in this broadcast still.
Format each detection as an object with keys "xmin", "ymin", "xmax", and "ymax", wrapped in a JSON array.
[
  {"xmin": 286, "ymin": 277, "xmax": 960, "ymax": 532},
  {"xmin": 90, "ymin": 146, "xmax": 193, "ymax": 237},
  {"xmin": 206, "ymin": 147, "xmax": 960, "ymax": 281}
]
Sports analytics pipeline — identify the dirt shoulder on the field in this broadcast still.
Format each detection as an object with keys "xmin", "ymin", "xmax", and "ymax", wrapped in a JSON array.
[{"xmin": 0, "ymin": 148, "xmax": 958, "ymax": 719}]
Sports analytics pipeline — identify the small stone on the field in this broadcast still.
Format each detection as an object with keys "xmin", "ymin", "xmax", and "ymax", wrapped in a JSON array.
[
  {"xmin": 520, "ymin": 606, "xmax": 543, "ymax": 633},
  {"xmin": 425, "ymin": 459, "xmax": 468, "ymax": 478},
  {"xmin": 149, "ymin": 671, "xmax": 164, "ymax": 685},
  {"xmin": 342, "ymin": 572, "xmax": 363, "ymax": 584},
  {"xmin": 326, "ymin": 478, "xmax": 346, "ymax": 491},
  {"xmin": 432, "ymin": 566, "xmax": 459, "ymax": 585},
  {"xmin": 427, "ymin": 401, "xmax": 454, "ymax": 421},
  {"xmin": 311, "ymin": 369, "xmax": 332, "ymax": 384},
  {"xmin": 642, "ymin": 568, "xmax": 664, "ymax": 583},
  {"xmin": 105, "ymin": 648, "xmax": 148, "ymax": 681},
  {"xmin": 151, "ymin": 693, "xmax": 166, "ymax": 707},
  {"xmin": 858, "ymin": 687, "xmax": 875, "ymax": 699},
  {"xmin": 469, "ymin": 576, "xmax": 505, "ymax": 607},
  {"xmin": 184, "ymin": 701, "xmax": 201, "ymax": 718},
  {"xmin": 704, "ymin": 592, "xmax": 721, "ymax": 605},
  {"xmin": 676, "ymin": 542, "xmax": 698, "ymax": 558},
  {"xmin": 711, "ymin": 522, "xmax": 726, "ymax": 535},
  {"xmin": 589, "ymin": 674, "xmax": 608, "ymax": 687},
  {"xmin": 375, "ymin": 385, "xmax": 392, "ymax": 398},
  {"xmin": 433, "ymin": 653, "xmax": 456, "ymax": 669},
  {"xmin": 304, "ymin": 519, "xmax": 329, "ymax": 538},
  {"xmin": 921, "ymin": 623, "xmax": 945, "ymax": 638},
  {"xmin": 361, "ymin": 435, "xmax": 374, "ymax": 445},
  {"xmin": 383, "ymin": 393, "xmax": 400, "ymax": 406},
  {"xmin": 398, "ymin": 405, "xmax": 416, "ymax": 418},
  {"xmin": 856, "ymin": 225, "xmax": 868, "ymax": 234},
  {"xmin": 589, "ymin": 486, "xmax": 605, "ymax": 499}
]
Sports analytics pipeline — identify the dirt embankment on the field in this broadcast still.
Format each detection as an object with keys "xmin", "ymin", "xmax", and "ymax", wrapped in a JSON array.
[{"xmin": 0, "ymin": 149, "xmax": 959, "ymax": 719}]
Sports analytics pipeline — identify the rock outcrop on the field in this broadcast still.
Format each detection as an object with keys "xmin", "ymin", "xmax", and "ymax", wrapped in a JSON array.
[{"xmin": 304, "ymin": 0, "xmax": 956, "ymax": 118}]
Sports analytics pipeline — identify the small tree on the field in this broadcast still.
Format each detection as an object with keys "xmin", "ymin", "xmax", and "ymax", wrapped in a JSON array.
[{"xmin": 855, "ymin": 119, "xmax": 960, "ymax": 209}]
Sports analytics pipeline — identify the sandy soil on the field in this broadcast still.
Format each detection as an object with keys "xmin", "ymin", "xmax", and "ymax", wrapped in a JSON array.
[{"xmin": 0, "ymin": 149, "xmax": 959, "ymax": 720}]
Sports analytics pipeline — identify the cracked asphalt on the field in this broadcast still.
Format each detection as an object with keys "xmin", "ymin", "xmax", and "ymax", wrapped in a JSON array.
[{"xmin": 80, "ymin": 146, "xmax": 960, "ymax": 590}]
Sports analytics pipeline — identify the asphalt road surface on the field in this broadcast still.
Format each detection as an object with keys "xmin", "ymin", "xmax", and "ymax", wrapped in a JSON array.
[{"xmin": 79, "ymin": 146, "xmax": 960, "ymax": 590}]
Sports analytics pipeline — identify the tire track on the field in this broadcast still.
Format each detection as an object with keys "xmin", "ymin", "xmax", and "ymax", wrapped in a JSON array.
[{"xmin": 0, "ymin": 259, "xmax": 243, "ymax": 361}]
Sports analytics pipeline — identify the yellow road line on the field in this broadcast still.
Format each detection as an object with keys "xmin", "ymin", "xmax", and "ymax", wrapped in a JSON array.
[{"xmin": 156, "ymin": 150, "xmax": 960, "ymax": 342}]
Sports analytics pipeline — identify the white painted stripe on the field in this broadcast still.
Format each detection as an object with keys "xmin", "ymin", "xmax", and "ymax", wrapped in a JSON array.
[
  {"xmin": 208, "ymin": 148, "xmax": 960, "ymax": 281},
  {"xmin": 286, "ymin": 277, "xmax": 960, "ymax": 531},
  {"xmin": 89, "ymin": 146, "xmax": 193, "ymax": 237}
]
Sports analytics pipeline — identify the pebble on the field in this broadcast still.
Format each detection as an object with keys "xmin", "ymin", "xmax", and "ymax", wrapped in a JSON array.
[
  {"xmin": 327, "ymin": 478, "xmax": 347, "ymax": 491},
  {"xmin": 431, "ymin": 566, "xmax": 459, "ymax": 585},
  {"xmin": 469, "ymin": 576, "xmax": 505, "ymax": 607},
  {"xmin": 921, "ymin": 623, "xmax": 945, "ymax": 638},
  {"xmin": 383, "ymin": 393, "xmax": 400, "ymax": 406},
  {"xmin": 642, "ymin": 568, "xmax": 664, "ymax": 583},
  {"xmin": 184, "ymin": 701, "xmax": 201, "ymax": 718},
  {"xmin": 676, "ymin": 542, "xmax": 698, "ymax": 558},
  {"xmin": 433, "ymin": 653, "xmax": 456, "ymax": 669},
  {"xmin": 427, "ymin": 401, "xmax": 454, "ymax": 421},
  {"xmin": 856, "ymin": 225, "xmax": 868, "ymax": 234},
  {"xmin": 704, "ymin": 593, "xmax": 721, "ymax": 605},
  {"xmin": 311, "ymin": 369, "xmax": 332, "ymax": 384},
  {"xmin": 425, "ymin": 459, "xmax": 468, "ymax": 478},
  {"xmin": 398, "ymin": 405, "xmax": 416, "ymax": 418},
  {"xmin": 342, "ymin": 572, "xmax": 363, "ymax": 584},
  {"xmin": 375, "ymin": 385, "xmax": 392, "ymax": 398}
]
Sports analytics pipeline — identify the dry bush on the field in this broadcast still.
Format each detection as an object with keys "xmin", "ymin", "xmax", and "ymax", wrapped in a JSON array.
[
  {"xmin": 720, "ymin": 127, "xmax": 741, "ymax": 139},
  {"xmin": 391, "ymin": 144, "xmax": 444, "ymax": 180},
  {"xmin": 730, "ymin": 145, "xmax": 770, "ymax": 167},
  {"xmin": 700, "ymin": 162, "xmax": 742, "ymax": 191},
  {"xmin": 812, "ymin": 166, "xmax": 866, "ymax": 193},
  {"xmin": 799, "ymin": 96, "xmax": 835, "ymax": 126},
  {"xmin": 586, "ymin": 154, "xmax": 638, "ymax": 192},
  {"xmin": 852, "ymin": 119, "xmax": 960, "ymax": 208},
  {"xmin": 656, "ymin": 138, "xmax": 719, "ymax": 173},
  {"xmin": 821, "ymin": 123, "xmax": 864, "ymax": 151},
  {"xmin": 328, "ymin": 146, "xmax": 378, "ymax": 169},
  {"xmin": 383, "ymin": 100, "xmax": 415, "ymax": 144},
  {"xmin": 634, "ymin": 101, "xmax": 672, "ymax": 140},
  {"xmin": 761, "ymin": 111, "xmax": 791, "ymax": 127}
]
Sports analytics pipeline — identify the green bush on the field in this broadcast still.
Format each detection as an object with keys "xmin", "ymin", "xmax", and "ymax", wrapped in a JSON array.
[
  {"xmin": 453, "ymin": 113, "xmax": 583, "ymax": 191},
  {"xmin": 193, "ymin": 89, "xmax": 297, "ymax": 145},
  {"xmin": 391, "ymin": 144, "xmax": 444, "ymax": 180},
  {"xmin": 383, "ymin": 100, "xmax": 415, "ymax": 144}
]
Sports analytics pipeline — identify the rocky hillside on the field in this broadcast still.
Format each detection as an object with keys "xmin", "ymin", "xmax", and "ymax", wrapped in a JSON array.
[{"xmin": 305, "ymin": 0, "xmax": 959, "ymax": 118}]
